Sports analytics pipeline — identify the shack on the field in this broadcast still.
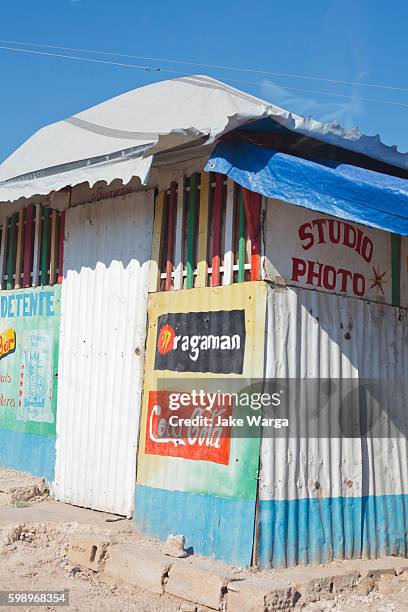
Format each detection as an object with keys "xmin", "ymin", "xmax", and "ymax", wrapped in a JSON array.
[{"xmin": 0, "ymin": 75, "xmax": 408, "ymax": 568}]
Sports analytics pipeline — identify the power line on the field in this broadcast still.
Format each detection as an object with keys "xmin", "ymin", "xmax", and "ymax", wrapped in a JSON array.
[
  {"xmin": 1, "ymin": 44, "xmax": 408, "ymax": 110},
  {"xmin": 0, "ymin": 37, "xmax": 407, "ymax": 94}
]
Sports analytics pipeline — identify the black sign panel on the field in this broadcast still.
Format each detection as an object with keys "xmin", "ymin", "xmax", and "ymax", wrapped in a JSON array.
[{"xmin": 154, "ymin": 310, "xmax": 246, "ymax": 374}]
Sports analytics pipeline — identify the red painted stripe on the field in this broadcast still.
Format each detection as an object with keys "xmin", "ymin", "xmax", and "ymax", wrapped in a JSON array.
[
  {"xmin": 242, "ymin": 188, "xmax": 261, "ymax": 281},
  {"xmin": 57, "ymin": 211, "xmax": 65, "ymax": 283},
  {"xmin": 211, "ymin": 173, "xmax": 223, "ymax": 286},
  {"xmin": 23, "ymin": 204, "xmax": 34, "ymax": 288},
  {"xmin": 165, "ymin": 182, "xmax": 177, "ymax": 291}
]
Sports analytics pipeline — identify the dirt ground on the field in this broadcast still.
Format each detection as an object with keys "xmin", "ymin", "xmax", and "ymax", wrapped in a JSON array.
[
  {"xmin": 1, "ymin": 525, "xmax": 408, "ymax": 612},
  {"xmin": 1, "ymin": 468, "xmax": 408, "ymax": 611}
]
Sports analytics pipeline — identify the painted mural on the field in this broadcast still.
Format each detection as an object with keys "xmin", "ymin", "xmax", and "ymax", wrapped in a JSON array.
[
  {"xmin": 265, "ymin": 199, "xmax": 394, "ymax": 304},
  {"xmin": 0, "ymin": 285, "xmax": 61, "ymax": 481},
  {"xmin": 134, "ymin": 282, "xmax": 267, "ymax": 566}
]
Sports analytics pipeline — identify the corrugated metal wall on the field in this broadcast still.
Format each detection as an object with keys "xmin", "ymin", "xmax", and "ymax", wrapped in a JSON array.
[
  {"xmin": 259, "ymin": 284, "xmax": 408, "ymax": 567},
  {"xmin": 53, "ymin": 191, "xmax": 154, "ymax": 516}
]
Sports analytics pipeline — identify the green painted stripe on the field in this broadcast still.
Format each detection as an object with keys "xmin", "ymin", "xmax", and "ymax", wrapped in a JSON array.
[
  {"xmin": 186, "ymin": 174, "xmax": 198, "ymax": 289},
  {"xmin": 391, "ymin": 233, "xmax": 401, "ymax": 307},
  {"xmin": 238, "ymin": 191, "xmax": 245, "ymax": 283},
  {"xmin": 6, "ymin": 213, "xmax": 18, "ymax": 290},
  {"xmin": 41, "ymin": 207, "xmax": 50, "ymax": 286}
]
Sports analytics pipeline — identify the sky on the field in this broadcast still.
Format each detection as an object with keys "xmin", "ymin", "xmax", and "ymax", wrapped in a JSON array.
[{"xmin": 0, "ymin": 0, "xmax": 407, "ymax": 163}]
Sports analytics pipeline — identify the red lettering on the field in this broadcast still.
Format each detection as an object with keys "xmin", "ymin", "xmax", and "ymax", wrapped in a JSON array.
[
  {"xmin": 312, "ymin": 219, "xmax": 327, "ymax": 244},
  {"xmin": 343, "ymin": 223, "xmax": 357, "ymax": 249},
  {"xmin": 298, "ymin": 223, "xmax": 314, "ymax": 250},
  {"xmin": 328, "ymin": 220, "xmax": 341, "ymax": 244},
  {"xmin": 291, "ymin": 258, "xmax": 307, "ymax": 281},
  {"xmin": 306, "ymin": 261, "xmax": 323, "ymax": 287},
  {"xmin": 353, "ymin": 274, "xmax": 365, "ymax": 297},
  {"xmin": 323, "ymin": 265, "xmax": 336, "ymax": 290},
  {"xmin": 337, "ymin": 268, "xmax": 353, "ymax": 293},
  {"xmin": 361, "ymin": 236, "xmax": 373, "ymax": 263}
]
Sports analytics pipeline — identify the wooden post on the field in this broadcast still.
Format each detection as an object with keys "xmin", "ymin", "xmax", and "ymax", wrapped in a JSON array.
[
  {"xmin": 242, "ymin": 188, "xmax": 261, "ymax": 281},
  {"xmin": 41, "ymin": 207, "xmax": 50, "ymax": 286},
  {"xmin": 149, "ymin": 191, "xmax": 165, "ymax": 293},
  {"xmin": 165, "ymin": 182, "xmax": 177, "ymax": 291},
  {"xmin": 57, "ymin": 211, "xmax": 65, "ymax": 284},
  {"xmin": 211, "ymin": 173, "xmax": 224, "ymax": 287},
  {"xmin": 238, "ymin": 189, "xmax": 246, "ymax": 283},
  {"xmin": 32, "ymin": 204, "xmax": 42, "ymax": 287},
  {"xmin": 6, "ymin": 214, "xmax": 17, "ymax": 290},
  {"xmin": 49, "ymin": 210, "xmax": 58, "ymax": 285},
  {"xmin": 173, "ymin": 177, "xmax": 185, "ymax": 290},
  {"xmin": 186, "ymin": 173, "xmax": 198, "ymax": 289},
  {"xmin": 196, "ymin": 172, "xmax": 210, "ymax": 288},
  {"xmin": 23, "ymin": 204, "xmax": 34, "ymax": 288},
  {"xmin": 223, "ymin": 179, "xmax": 234, "ymax": 285},
  {"xmin": 14, "ymin": 207, "xmax": 24, "ymax": 289}
]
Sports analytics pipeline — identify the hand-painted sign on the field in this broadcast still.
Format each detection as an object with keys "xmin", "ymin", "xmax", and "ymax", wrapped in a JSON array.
[
  {"xmin": 154, "ymin": 310, "xmax": 246, "ymax": 374},
  {"xmin": 145, "ymin": 390, "xmax": 231, "ymax": 465},
  {"xmin": 0, "ymin": 286, "xmax": 61, "ymax": 437},
  {"xmin": 265, "ymin": 199, "xmax": 391, "ymax": 303},
  {"xmin": 0, "ymin": 328, "xmax": 16, "ymax": 360}
]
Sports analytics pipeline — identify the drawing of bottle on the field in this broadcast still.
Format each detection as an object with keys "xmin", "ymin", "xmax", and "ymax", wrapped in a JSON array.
[{"xmin": 18, "ymin": 333, "xmax": 54, "ymax": 423}]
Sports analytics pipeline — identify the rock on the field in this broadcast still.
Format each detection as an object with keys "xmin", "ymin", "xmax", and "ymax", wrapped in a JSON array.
[
  {"xmin": 0, "ymin": 523, "xmax": 22, "ymax": 549},
  {"xmin": 227, "ymin": 577, "xmax": 300, "ymax": 612},
  {"xmin": 167, "ymin": 562, "xmax": 227, "ymax": 610},
  {"xmin": 67, "ymin": 535, "xmax": 110, "ymax": 572},
  {"xmin": 104, "ymin": 543, "xmax": 172, "ymax": 595},
  {"xmin": 164, "ymin": 534, "xmax": 188, "ymax": 558},
  {"xmin": 355, "ymin": 576, "xmax": 375, "ymax": 596}
]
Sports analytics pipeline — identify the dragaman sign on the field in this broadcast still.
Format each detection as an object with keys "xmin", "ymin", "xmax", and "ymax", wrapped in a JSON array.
[{"xmin": 265, "ymin": 199, "xmax": 391, "ymax": 303}]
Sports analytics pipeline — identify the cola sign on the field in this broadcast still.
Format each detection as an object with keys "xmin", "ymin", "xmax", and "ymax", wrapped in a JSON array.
[
  {"xmin": 144, "ymin": 390, "xmax": 232, "ymax": 465},
  {"xmin": 154, "ymin": 310, "xmax": 246, "ymax": 374},
  {"xmin": 265, "ymin": 200, "xmax": 391, "ymax": 302}
]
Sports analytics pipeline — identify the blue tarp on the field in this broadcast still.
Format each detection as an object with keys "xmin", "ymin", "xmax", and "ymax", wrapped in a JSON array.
[{"xmin": 205, "ymin": 141, "xmax": 408, "ymax": 235}]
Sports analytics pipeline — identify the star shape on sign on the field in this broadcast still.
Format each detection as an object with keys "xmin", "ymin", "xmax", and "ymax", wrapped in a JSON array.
[{"xmin": 369, "ymin": 266, "xmax": 387, "ymax": 296}]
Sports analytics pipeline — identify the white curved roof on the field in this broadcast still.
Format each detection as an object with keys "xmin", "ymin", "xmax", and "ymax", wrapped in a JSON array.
[{"xmin": 0, "ymin": 74, "xmax": 406, "ymax": 203}]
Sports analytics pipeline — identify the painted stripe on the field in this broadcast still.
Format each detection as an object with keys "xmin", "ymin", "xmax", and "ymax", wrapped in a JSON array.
[
  {"xmin": 165, "ymin": 182, "xmax": 177, "ymax": 291},
  {"xmin": 134, "ymin": 484, "xmax": 255, "ymax": 567},
  {"xmin": 0, "ymin": 222, "xmax": 7, "ymax": 290},
  {"xmin": 173, "ymin": 177, "xmax": 185, "ymax": 290},
  {"xmin": 0, "ymin": 429, "xmax": 55, "ymax": 484},
  {"xmin": 211, "ymin": 173, "xmax": 224, "ymax": 287},
  {"xmin": 149, "ymin": 191, "xmax": 165, "ymax": 293},
  {"xmin": 186, "ymin": 173, "xmax": 198, "ymax": 289},
  {"xmin": 57, "ymin": 211, "xmax": 65, "ymax": 284},
  {"xmin": 238, "ymin": 190, "xmax": 246, "ymax": 283},
  {"xmin": 258, "ymin": 494, "xmax": 408, "ymax": 568},
  {"xmin": 49, "ymin": 210, "xmax": 58, "ymax": 285},
  {"xmin": 196, "ymin": 172, "xmax": 210, "ymax": 288},
  {"xmin": 14, "ymin": 208, "xmax": 24, "ymax": 289},
  {"xmin": 223, "ymin": 178, "xmax": 235, "ymax": 286},
  {"xmin": 6, "ymin": 213, "xmax": 18, "ymax": 290},
  {"xmin": 32, "ymin": 204, "xmax": 42, "ymax": 287},
  {"xmin": 242, "ymin": 188, "xmax": 261, "ymax": 281},
  {"xmin": 391, "ymin": 233, "xmax": 401, "ymax": 307},
  {"xmin": 23, "ymin": 204, "xmax": 34, "ymax": 288},
  {"xmin": 41, "ymin": 207, "xmax": 50, "ymax": 286}
]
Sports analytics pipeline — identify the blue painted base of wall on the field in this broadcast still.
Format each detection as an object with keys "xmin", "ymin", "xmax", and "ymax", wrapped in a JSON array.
[
  {"xmin": 258, "ymin": 495, "xmax": 408, "ymax": 568},
  {"xmin": 134, "ymin": 485, "xmax": 256, "ymax": 567},
  {"xmin": 0, "ymin": 429, "xmax": 55, "ymax": 483}
]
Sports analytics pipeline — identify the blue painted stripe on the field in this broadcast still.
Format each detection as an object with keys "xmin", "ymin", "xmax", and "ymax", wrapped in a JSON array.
[
  {"xmin": 0, "ymin": 429, "xmax": 55, "ymax": 483},
  {"xmin": 258, "ymin": 495, "xmax": 408, "ymax": 568},
  {"xmin": 134, "ymin": 484, "xmax": 256, "ymax": 567}
]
